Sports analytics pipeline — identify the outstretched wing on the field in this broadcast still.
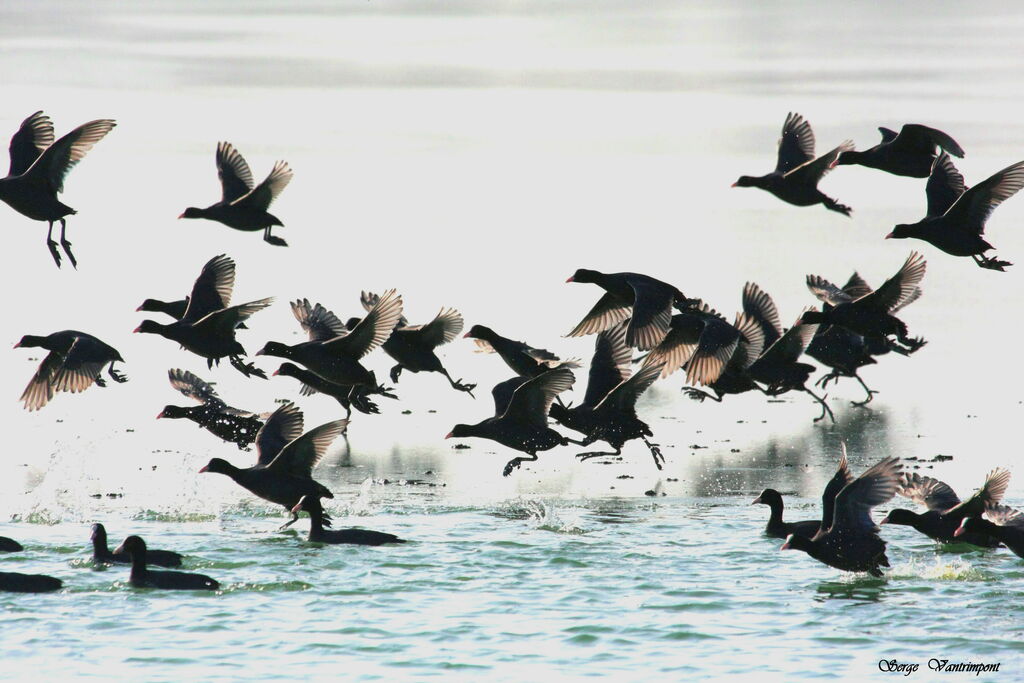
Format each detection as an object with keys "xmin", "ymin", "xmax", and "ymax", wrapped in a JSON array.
[
  {"xmin": 890, "ymin": 123, "xmax": 965, "ymax": 158},
  {"xmin": 182, "ymin": 254, "xmax": 237, "ymax": 323},
  {"xmin": 266, "ymin": 419, "xmax": 348, "ymax": 478},
  {"xmin": 897, "ymin": 472, "xmax": 961, "ymax": 512},
  {"xmin": 583, "ymin": 321, "xmax": 632, "ymax": 406},
  {"xmin": 595, "ymin": 361, "xmax": 661, "ymax": 415},
  {"xmin": 566, "ymin": 292, "xmax": 632, "ymax": 340},
  {"xmin": 254, "ymin": 402, "xmax": 305, "ymax": 467},
  {"xmin": 815, "ymin": 444, "xmax": 855, "ymax": 538},
  {"xmin": 8, "ymin": 111, "xmax": 54, "ymax": 176},
  {"xmin": 231, "ymin": 160, "xmax": 292, "ymax": 211},
  {"xmin": 858, "ymin": 252, "xmax": 926, "ymax": 313},
  {"xmin": 291, "ymin": 298, "xmax": 347, "ymax": 342},
  {"xmin": 502, "ymin": 367, "xmax": 574, "ymax": 427},
  {"xmin": 23, "ymin": 118, "xmax": 116, "ymax": 192},
  {"xmin": 742, "ymin": 282, "xmax": 783, "ymax": 347},
  {"xmin": 926, "ymin": 152, "xmax": 966, "ymax": 218},
  {"xmin": 950, "ymin": 468, "xmax": 1011, "ymax": 518},
  {"xmin": 940, "ymin": 159, "xmax": 1024, "ymax": 236},
  {"xmin": 323, "ymin": 289, "xmax": 403, "ymax": 359},
  {"xmin": 784, "ymin": 140, "xmax": 855, "ymax": 185},
  {"xmin": 775, "ymin": 112, "xmax": 816, "ymax": 174},
  {"xmin": 168, "ymin": 368, "xmax": 222, "ymax": 406},
  {"xmin": 216, "ymin": 142, "xmax": 255, "ymax": 203},
  {"xmin": 832, "ymin": 457, "xmax": 902, "ymax": 533},
  {"xmin": 406, "ymin": 308, "xmax": 464, "ymax": 349}
]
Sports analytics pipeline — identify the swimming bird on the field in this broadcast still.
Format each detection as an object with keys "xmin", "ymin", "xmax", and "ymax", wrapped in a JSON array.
[
  {"xmin": 199, "ymin": 402, "xmax": 346, "ymax": 529},
  {"xmin": 887, "ymin": 158, "xmax": 1024, "ymax": 271},
  {"xmin": 179, "ymin": 142, "xmax": 293, "ymax": 246},
  {"xmin": 956, "ymin": 505, "xmax": 1024, "ymax": 558},
  {"xmin": 0, "ymin": 536, "xmax": 24, "ymax": 552},
  {"xmin": 803, "ymin": 251, "xmax": 927, "ymax": 356},
  {"xmin": 348, "ymin": 292, "xmax": 475, "ymax": 396},
  {"xmin": 0, "ymin": 111, "xmax": 116, "ymax": 268},
  {"xmin": 113, "ymin": 536, "xmax": 218, "ymax": 591},
  {"xmin": 257, "ymin": 292, "xmax": 403, "ymax": 403},
  {"xmin": 550, "ymin": 321, "xmax": 665, "ymax": 468},
  {"xmin": 15, "ymin": 330, "xmax": 127, "ymax": 411},
  {"xmin": 565, "ymin": 269, "xmax": 700, "ymax": 350},
  {"xmin": 781, "ymin": 456, "xmax": 903, "ymax": 577},
  {"xmin": 157, "ymin": 369, "xmax": 264, "ymax": 449},
  {"xmin": 833, "ymin": 123, "xmax": 964, "ymax": 177},
  {"xmin": 732, "ymin": 112, "xmax": 854, "ymax": 215},
  {"xmin": 134, "ymin": 254, "xmax": 271, "ymax": 378},
  {"xmin": 464, "ymin": 325, "xmax": 579, "ymax": 378},
  {"xmin": 90, "ymin": 523, "xmax": 183, "ymax": 568},
  {"xmin": 447, "ymin": 367, "xmax": 581, "ymax": 477},
  {"xmin": 751, "ymin": 489, "xmax": 821, "ymax": 540},
  {"xmin": 0, "ymin": 572, "xmax": 62, "ymax": 593},
  {"xmin": 881, "ymin": 469, "xmax": 1011, "ymax": 547},
  {"xmin": 291, "ymin": 496, "xmax": 406, "ymax": 545}
]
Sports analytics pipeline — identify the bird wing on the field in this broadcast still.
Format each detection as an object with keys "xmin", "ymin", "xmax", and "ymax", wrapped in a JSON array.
[
  {"xmin": 925, "ymin": 152, "xmax": 966, "ymax": 218},
  {"xmin": 984, "ymin": 504, "xmax": 1024, "ymax": 529},
  {"xmin": 890, "ymin": 124, "xmax": 965, "ymax": 158},
  {"xmin": 407, "ymin": 307, "xmax": 464, "ymax": 349},
  {"xmin": 783, "ymin": 140, "xmax": 854, "ymax": 185},
  {"xmin": 502, "ymin": 367, "xmax": 575, "ymax": 428},
  {"xmin": 742, "ymin": 282, "xmax": 783, "ymax": 347},
  {"xmin": 950, "ymin": 468, "xmax": 1011, "ymax": 518},
  {"xmin": 359, "ymin": 291, "xmax": 410, "ymax": 327},
  {"xmin": 566, "ymin": 292, "xmax": 632, "ymax": 339},
  {"xmin": 20, "ymin": 350, "xmax": 66, "ymax": 411},
  {"xmin": 940, "ymin": 159, "xmax": 1024, "ymax": 235},
  {"xmin": 595, "ymin": 361, "xmax": 661, "ymax": 415},
  {"xmin": 841, "ymin": 273, "xmax": 873, "ymax": 300},
  {"xmin": 815, "ymin": 444, "xmax": 855, "ymax": 538},
  {"xmin": 491, "ymin": 376, "xmax": 529, "ymax": 417},
  {"xmin": 774, "ymin": 112, "xmax": 816, "ymax": 174},
  {"xmin": 291, "ymin": 298, "xmax": 347, "ymax": 342},
  {"xmin": 806, "ymin": 274, "xmax": 854, "ymax": 307},
  {"xmin": 265, "ymin": 419, "xmax": 348, "ymax": 478},
  {"xmin": 625, "ymin": 279, "xmax": 676, "ymax": 351},
  {"xmin": 181, "ymin": 254, "xmax": 236, "ymax": 323},
  {"xmin": 857, "ymin": 251, "xmax": 926, "ymax": 313},
  {"xmin": 215, "ymin": 141, "xmax": 255, "ymax": 203},
  {"xmin": 728, "ymin": 312, "xmax": 766, "ymax": 371},
  {"xmin": 832, "ymin": 457, "xmax": 902, "ymax": 533},
  {"xmin": 897, "ymin": 472, "xmax": 961, "ymax": 512},
  {"xmin": 23, "ymin": 118, "xmax": 116, "ymax": 193},
  {"xmin": 230, "ymin": 160, "xmax": 293, "ymax": 211},
  {"xmin": 8, "ymin": 111, "xmax": 54, "ymax": 176},
  {"xmin": 254, "ymin": 402, "xmax": 305, "ymax": 467},
  {"xmin": 683, "ymin": 311, "xmax": 739, "ymax": 386},
  {"xmin": 168, "ymin": 368, "xmax": 222, "ymax": 405},
  {"xmin": 583, "ymin": 320, "xmax": 632, "ymax": 406},
  {"xmin": 194, "ymin": 297, "xmax": 274, "ymax": 334},
  {"xmin": 642, "ymin": 312, "xmax": 705, "ymax": 379},
  {"xmin": 42, "ymin": 339, "xmax": 106, "ymax": 401},
  {"xmin": 877, "ymin": 127, "xmax": 899, "ymax": 143},
  {"xmin": 322, "ymin": 289, "xmax": 403, "ymax": 359},
  {"xmin": 752, "ymin": 311, "xmax": 817, "ymax": 366}
]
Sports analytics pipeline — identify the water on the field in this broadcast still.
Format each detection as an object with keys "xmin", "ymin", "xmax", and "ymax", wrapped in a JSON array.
[{"xmin": 3, "ymin": 1, "xmax": 1024, "ymax": 679}]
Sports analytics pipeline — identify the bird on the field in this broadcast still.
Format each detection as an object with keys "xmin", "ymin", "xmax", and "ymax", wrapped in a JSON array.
[
  {"xmin": 447, "ymin": 367, "xmax": 581, "ymax": 477},
  {"xmin": 803, "ymin": 251, "xmax": 927, "ymax": 356},
  {"xmin": 349, "ymin": 291, "xmax": 475, "ymax": 396},
  {"xmin": 464, "ymin": 325, "xmax": 579, "ymax": 378},
  {"xmin": 0, "ymin": 536, "xmax": 24, "ymax": 552},
  {"xmin": 134, "ymin": 254, "xmax": 271, "ymax": 378},
  {"xmin": 136, "ymin": 297, "xmax": 189, "ymax": 321},
  {"xmin": 0, "ymin": 111, "xmax": 116, "ymax": 268},
  {"xmin": 179, "ymin": 142, "xmax": 293, "ymax": 246},
  {"xmin": 732, "ymin": 112, "xmax": 854, "ymax": 215},
  {"xmin": 256, "ymin": 292, "xmax": 403, "ymax": 404},
  {"xmin": 199, "ymin": 402, "xmax": 346, "ymax": 529},
  {"xmin": 642, "ymin": 304, "xmax": 746, "ymax": 385},
  {"xmin": 565, "ymin": 270, "xmax": 700, "ymax": 350},
  {"xmin": 781, "ymin": 456, "xmax": 903, "ymax": 577},
  {"xmin": 549, "ymin": 321, "xmax": 666, "ymax": 469},
  {"xmin": 833, "ymin": 123, "xmax": 964, "ymax": 177},
  {"xmin": 291, "ymin": 496, "xmax": 407, "ymax": 546},
  {"xmin": 881, "ymin": 469, "xmax": 1011, "ymax": 547},
  {"xmin": 157, "ymin": 369, "xmax": 265, "ymax": 450},
  {"xmin": 751, "ymin": 489, "xmax": 821, "ymax": 540},
  {"xmin": 956, "ymin": 505, "xmax": 1024, "ymax": 558},
  {"xmin": 0, "ymin": 571, "xmax": 62, "ymax": 593},
  {"xmin": 90, "ymin": 523, "xmax": 183, "ymax": 568},
  {"xmin": 273, "ymin": 362, "xmax": 384, "ymax": 418},
  {"xmin": 113, "ymin": 536, "xmax": 218, "ymax": 591},
  {"xmin": 15, "ymin": 330, "xmax": 127, "ymax": 411},
  {"xmin": 887, "ymin": 158, "xmax": 1024, "ymax": 271}
]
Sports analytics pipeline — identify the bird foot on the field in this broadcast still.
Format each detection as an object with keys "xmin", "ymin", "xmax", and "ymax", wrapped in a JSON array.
[
  {"xmin": 576, "ymin": 451, "xmax": 618, "ymax": 462},
  {"xmin": 230, "ymin": 356, "xmax": 267, "ymax": 379},
  {"xmin": 95, "ymin": 375, "xmax": 107, "ymax": 388},
  {"xmin": 647, "ymin": 444, "xmax": 665, "ymax": 470},
  {"xmin": 350, "ymin": 391, "xmax": 381, "ymax": 415},
  {"xmin": 978, "ymin": 257, "xmax": 1011, "ymax": 271},
  {"xmin": 47, "ymin": 239, "xmax": 62, "ymax": 268},
  {"xmin": 60, "ymin": 239, "xmax": 77, "ymax": 269},
  {"xmin": 109, "ymin": 368, "xmax": 128, "ymax": 383},
  {"xmin": 264, "ymin": 235, "xmax": 288, "ymax": 247},
  {"xmin": 683, "ymin": 388, "xmax": 717, "ymax": 403},
  {"xmin": 389, "ymin": 366, "xmax": 403, "ymax": 384},
  {"xmin": 815, "ymin": 373, "xmax": 838, "ymax": 389},
  {"xmin": 503, "ymin": 458, "xmax": 524, "ymax": 477},
  {"xmin": 851, "ymin": 391, "xmax": 878, "ymax": 407},
  {"xmin": 452, "ymin": 380, "xmax": 476, "ymax": 397}
]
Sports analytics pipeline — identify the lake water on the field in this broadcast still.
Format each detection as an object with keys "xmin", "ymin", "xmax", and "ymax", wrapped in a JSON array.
[{"xmin": 2, "ymin": 1, "xmax": 1024, "ymax": 680}]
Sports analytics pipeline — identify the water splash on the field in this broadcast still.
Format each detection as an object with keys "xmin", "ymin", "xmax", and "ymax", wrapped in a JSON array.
[{"xmin": 887, "ymin": 556, "xmax": 987, "ymax": 581}]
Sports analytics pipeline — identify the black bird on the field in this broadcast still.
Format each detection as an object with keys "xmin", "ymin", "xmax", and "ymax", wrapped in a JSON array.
[
  {"xmin": 956, "ymin": 505, "xmax": 1024, "ymax": 558},
  {"xmin": 114, "ymin": 536, "xmax": 218, "ymax": 591},
  {"xmin": 137, "ymin": 297, "xmax": 189, "ymax": 321},
  {"xmin": 565, "ymin": 269, "xmax": 700, "ymax": 350},
  {"xmin": 881, "ymin": 469, "xmax": 1011, "ymax": 547},
  {"xmin": 733, "ymin": 112, "xmax": 854, "ymax": 215},
  {"xmin": 804, "ymin": 251, "xmax": 927, "ymax": 356},
  {"xmin": 15, "ymin": 330, "xmax": 127, "ymax": 411},
  {"xmin": 0, "ymin": 111, "xmax": 116, "ymax": 268},
  {"xmin": 135, "ymin": 254, "xmax": 271, "ymax": 378},
  {"xmin": 834, "ymin": 123, "xmax": 964, "ymax": 178},
  {"xmin": 257, "ymin": 292, "xmax": 403, "ymax": 402},
  {"xmin": 550, "ymin": 322, "xmax": 665, "ymax": 468},
  {"xmin": 291, "ymin": 496, "xmax": 407, "ymax": 546},
  {"xmin": 90, "ymin": 523, "xmax": 183, "ymax": 568},
  {"xmin": 782, "ymin": 456, "xmax": 903, "ymax": 577},
  {"xmin": 0, "ymin": 536, "xmax": 24, "ymax": 552},
  {"xmin": 464, "ymin": 325, "xmax": 579, "ymax": 378},
  {"xmin": 751, "ymin": 489, "xmax": 821, "ymax": 540},
  {"xmin": 179, "ymin": 142, "xmax": 293, "ymax": 246},
  {"xmin": 349, "ymin": 291, "xmax": 475, "ymax": 396},
  {"xmin": 273, "ymin": 362, "xmax": 383, "ymax": 417},
  {"xmin": 0, "ymin": 572, "xmax": 62, "ymax": 593},
  {"xmin": 643, "ymin": 304, "xmax": 746, "ymax": 386},
  {"xmin": 157, "ymin": 369, "xmax": 264, "ymax": 449},
  {"xmin": 199, "ymin": 402, "xmax": 346, "ymax": 529},
  {"xmin": 447, "ymin": 367, "xmax": 580, "ymax": 477},
  {"xmin": 746, "ymin": 312, "xmax": 833, "ymax": 423},
  {"xmin": 887, "ymin": 158, "xmax": 1024, "ymax": 271}
]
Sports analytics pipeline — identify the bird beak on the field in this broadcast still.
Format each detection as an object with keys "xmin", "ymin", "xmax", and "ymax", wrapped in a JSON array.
[
  {"xmin": 462, "ymin": 332, "xmax": 471, "ymax": 338},
  {"xmin": 780, "ymin": 538, "xmax": 792, "ymax": 551},
  {"xmin": 132, "ymin": 325, "xmax": 142, "ymax": 333},
  {"xmin": 954, "ymin": 523, "xmax": 966, "ymax": 538},
  {"xmin": 879, "ymin": 515, "xmax": 889, "ymax": 525},
  {"xmin": 135, "ymin": 304, "xmax": 144, "ymax": 312},
  {"xmin": 177, "ymin": 212, "xmax": 186, "ymax": 219},
  {"xmin": 198, "ymin": 465, "xmax": 209, "ymax": 473},
  {"xmin": 272, "ymin": 368, "xmax": 280, "ymax": 376},
  {"xmin": 113, "ymin": 543, "xmax": 126, "ymax": 555},
  {"xmin": 445, "ymin": 431, "xmax": 454, "ymax": 439},
  {"xmin": 156, "ymin": 411, "xmax": 164, "ymax": 419},
  {"xmin": 751, "ymin": 496, "xmax": 762, "ymax": 505},
  {"xmin": 884, "ymin": 232, "xmax": 894, "ymax": 240},
  {"xmin": 254, "ymin": 349, "xmax": 265, "ymax": 356},
  {"xmin": 565, "ymin": 276, "xmax": 574, "ymax": 283},
  {"xmin": 730, "ymin": 181, "xmax": 738, "ymax": 188},
  {"xmin": 12, "ymin": 341, "xmax": 20, "ymax": 348}
]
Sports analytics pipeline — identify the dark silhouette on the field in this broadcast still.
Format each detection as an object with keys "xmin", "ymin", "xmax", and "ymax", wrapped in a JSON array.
[
  {"xmin": 158, "ymin": 369, "xmax": 264, "ymax": 449},
  {"xmin": 0, "ymin": 571, "xmax": 62, "ymax": 593},
  {"xmin": 114, "ymin": 536, "xmax": 218, "ymax": 591},
  {"xmin": 90, "ymin": 523, "xmax": 183, "ymax": 567},
  {"xmin": 464, "ymin": 325, "xmax": 579, "ymax": 378},
  {"xmin": 291, "ymin": 496, "xmax": 407, "ymax": 545},
  {"xmin": 834, "ymin": 123, "xmax": 964, "ymax": 177},
  {"xmin": 956, "ymin": 505, "xmax": 1024, "ymax": 558},
  {"xmin": 15, "ymin": 330, "xmax": 127, "ymax": 411},
  {"xmin": 751, "ymin": 489, "xmax": 821, "ymax": 540}
]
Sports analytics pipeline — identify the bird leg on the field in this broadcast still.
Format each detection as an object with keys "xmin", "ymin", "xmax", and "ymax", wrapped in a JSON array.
[
  {"xmin": 576, "ymin": 445, "xmax": 623, "ymax": 462},
  {"xmin": 851, "ymin": 372, "xmax": 877, "ymax": 407},
  {"xmin": 805, "ymin": 387, "xmax": 835, "ymax": 423},
  {"xmin": 503, "ymin": 453, "xmax": 537, "ymax": 477},
  {"xmin": 822, "ymin": 195, "xmax": 852, "ymax": 217},
  {"xmin": 108, "ymin": 363, "xmax": 128, "ymax": 383},
  {"xmin": 389, "ymin": 365, "xmax": 403, "ymax": 384},
  {"xmin": 815, "ymin": 371, "xmax": 839, "ymax": 390},
  {"xmin": 441, "ymin": 369, "xmax": 476, "ymax": 397},
  {"xmin": 94, "ymin": 375, "xmax": 107, "ymax": 388},
  {"xmin": 58, "ymin": 219, "xmax": 77, "ymax": 269},
  {"xmin": 684, "ymin": 388, "xmax": 722, "ymax": 403},
  {"xmin": 230, "ymin": 355, "xmax": 267, "ymax": 379},
  {"xmin": 46, "ymin": 221, "xmax": 62, "ymax": 268},
  {"xmin": 263, "ymin": 227, "xmax": 288, "ymax": 247},
  {"xmin": 974, "ymin": 254, "xmax": 1012, "ymax": 271},
  {"xmin": 642, "ymin": 436, "xmax": 665, "ymax": 470},
  {"xmin": 278, "ymin": 511, "xmax": 299, "ymax": 530},
  {"xmin": 349, "ymin": 388, "xmax": 381, "ymax": 415}
]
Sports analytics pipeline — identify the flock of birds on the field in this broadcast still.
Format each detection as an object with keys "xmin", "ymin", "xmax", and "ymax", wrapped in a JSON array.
[{"xmin": 3, "ymin": 110, "xmax": 1024, "ymax": 592}]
